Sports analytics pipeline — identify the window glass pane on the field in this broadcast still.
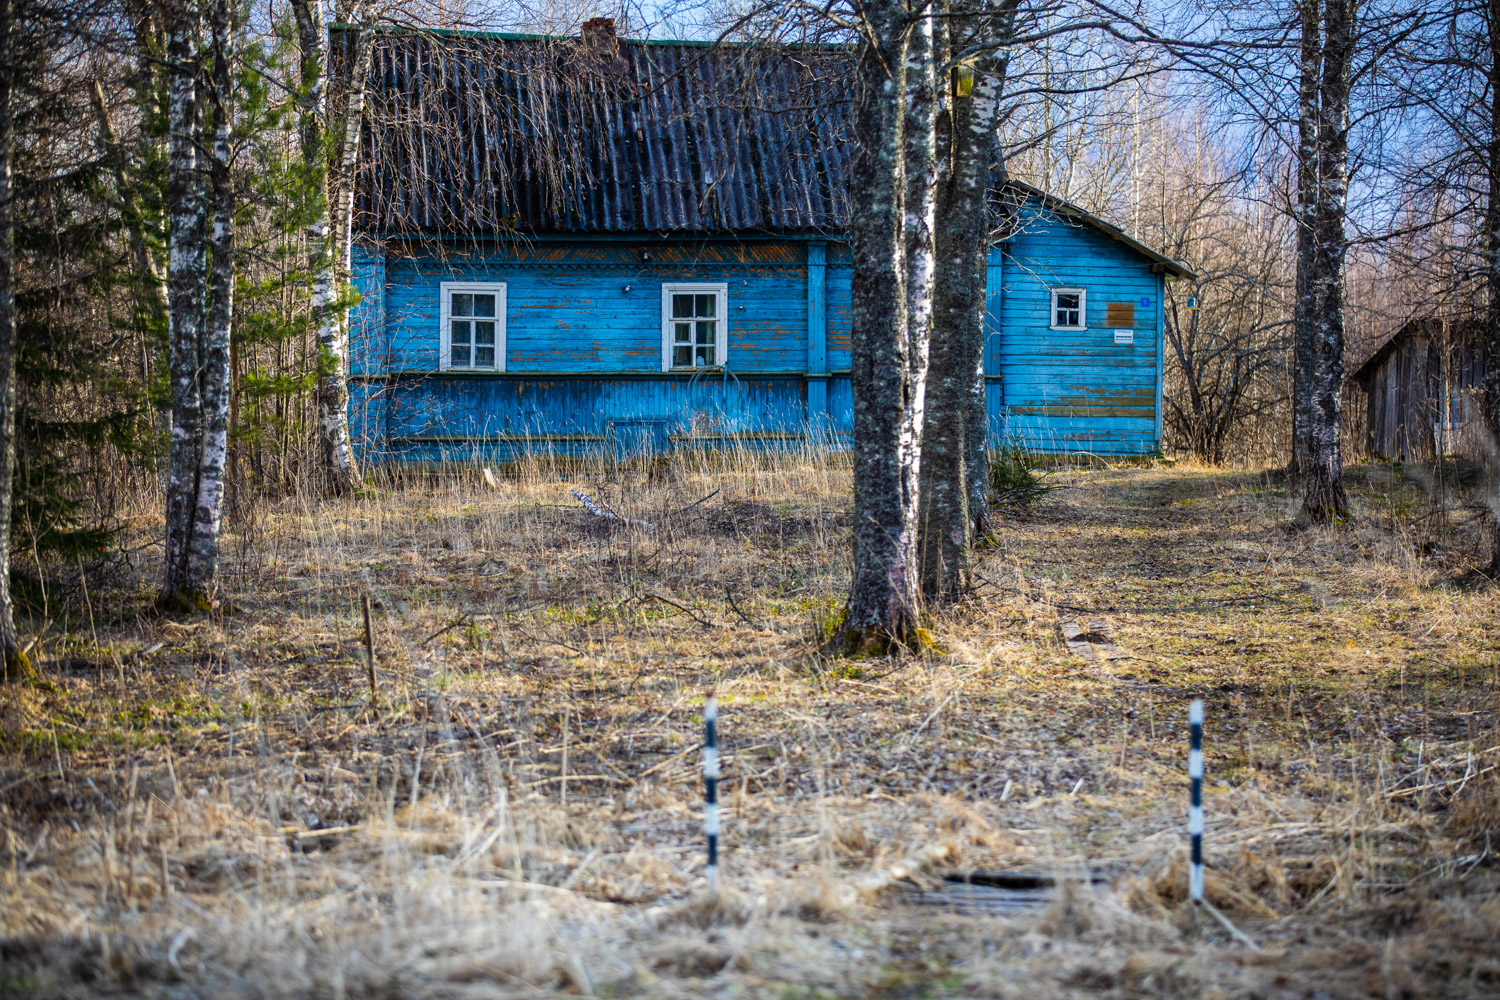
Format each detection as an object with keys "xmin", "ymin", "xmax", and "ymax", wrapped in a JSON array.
[
  {"xmin": 452, "ymin": 293, "xmax": 473, "ymax": 317},
  {"xmin": 1056, "ymin": 292, "xmax": 1079, "ymax": 311},
  {"xmin": 695, "ymin": 345, "xmax": 712, "ymax": 366},
  {"xmin": 696, "ymin": 294, "xmax": 715, "ymax": 317},
  {"xmin": 675, "ymin": 322, "xmax": 692, "ymax": 345},
  {"xmin": 474, "ymin": 321, "xmax": 495, "ymax": 345},
  {"xmin": 672, "ymin": 294, "xmax": 694, "ymax": 318},
  {"xmin": 474, "ymin": 346, "xmax": 495, "ymax": 367},
  {"xmin": 696, "ymin": 321, "xmax": 715, "ymax": 347},
  {"xmin": 472, "ymin": 294, "xmax": 495, "ymax": 318},
  {"xmin": 673, "ymin": 344, "xmax": 692, "ymax": 367},
  {"xmin": 451, "ymin": 319, "xmax": 471, "ymax": 345},
  {"xmin": 451, "ymin": 345, "xmax": 470, "ymax": 367}
]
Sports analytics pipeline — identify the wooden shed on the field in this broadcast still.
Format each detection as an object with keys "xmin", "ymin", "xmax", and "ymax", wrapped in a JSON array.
[{"xmin": 1352, "ymin": 317, "xmax": 1487, "ymax": 461}]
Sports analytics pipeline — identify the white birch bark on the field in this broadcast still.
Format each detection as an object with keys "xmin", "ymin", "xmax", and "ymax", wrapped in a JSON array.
[
  {"xmin": 187, "ymin": 0, "xmax": 236, "ymax": 591},
  {"xmin": 1300, "ymin": 0, "xmax": 1352, "ymax": 522},
  {"xmin": 293, "ymin": 0, "xmax": 357, "ymax": 494},
  {"xmin": 163, "ymin": 2, "xmax": 209, "ymax": 602},
  {"xmin": 1290, "ymin": 0, "xmax": 1319, "ymax": 477},
  {"xmin": 0, "ymin": 0, "xmax": 29, "ymax": 678},
  {"xmin": 920, "ymin": 0, "xmax": 1021, "ymax": 600},
  {"xmin": 1482, "ymin": 0, "xmax": 1500, "ymax": 569}
]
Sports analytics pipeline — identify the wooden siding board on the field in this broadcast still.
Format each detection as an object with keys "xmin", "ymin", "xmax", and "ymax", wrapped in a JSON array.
[{"xmin": 379, "ymin": 374, "xmax": 807, "ymax": 445}]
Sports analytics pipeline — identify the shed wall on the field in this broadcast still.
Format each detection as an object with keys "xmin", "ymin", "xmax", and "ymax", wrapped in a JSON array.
[{"xmin": 1360, "ymin": 330, "xmax": 1488, "ymax": 461}]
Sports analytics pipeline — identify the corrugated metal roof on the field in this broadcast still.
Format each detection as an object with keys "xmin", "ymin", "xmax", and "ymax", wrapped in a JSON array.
[
  {"xmin": 356, "ymin": 30, "xmax": 855, "ymax": 234},
  {"xmin": 352, "ymin": 28, "xmax": 1195, "ymax": 282}
]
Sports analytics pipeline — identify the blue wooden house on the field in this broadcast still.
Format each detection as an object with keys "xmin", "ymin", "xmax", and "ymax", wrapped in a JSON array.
[{"xmin": 347, "ymin": 25, "xmax": 1193, "ymax": 463}]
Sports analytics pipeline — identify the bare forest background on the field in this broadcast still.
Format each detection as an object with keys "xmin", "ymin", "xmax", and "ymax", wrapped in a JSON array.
[{"xmin": 0, "ymin": 0, "xmax": 1494, "ymax": 640}]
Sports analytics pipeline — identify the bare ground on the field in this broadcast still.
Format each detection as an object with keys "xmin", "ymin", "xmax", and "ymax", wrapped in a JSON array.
[{"xmin": 2, "ymin": 458, "xmax": 1498, "ymax": 998}]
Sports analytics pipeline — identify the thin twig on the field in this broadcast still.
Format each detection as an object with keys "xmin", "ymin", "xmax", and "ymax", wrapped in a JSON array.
[
  {"xmin": 421, "ymin": 614, "xmax": 472, "ymax": 646},
  {"xmin": 647, "ymin": 592, "xmax": 716, "ymax": 628},
  {"xmin": 723, "ymin": 587, "xmax": 766, "ymax": 629},
  {"xmin": 1198, "ymin": 898, "xmax": 1262, "ymax": 950}
]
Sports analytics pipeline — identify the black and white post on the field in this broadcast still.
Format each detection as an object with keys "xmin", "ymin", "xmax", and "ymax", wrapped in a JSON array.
[
  {"xmin": 703, "ymin": 696, "xmax": 720, "ymax": 892},
  {"xmin": 1188, "ymin": 697, "xmax": 1204, "ymax": 905}
]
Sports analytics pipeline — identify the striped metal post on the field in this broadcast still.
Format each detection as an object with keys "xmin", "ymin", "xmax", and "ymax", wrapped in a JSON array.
[
  {"xmin": 1188, "ymin": 698, "xmax": 1204, "ymax": 905},
  {"xmin": 703, "ymin": 696, "xmax": 720, "ymax": 891}
]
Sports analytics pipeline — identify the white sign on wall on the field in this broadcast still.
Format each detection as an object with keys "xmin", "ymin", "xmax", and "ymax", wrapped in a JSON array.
[{"xmin": 1113, "ymin": 329, "xmax": 1134, "ymax": 345}]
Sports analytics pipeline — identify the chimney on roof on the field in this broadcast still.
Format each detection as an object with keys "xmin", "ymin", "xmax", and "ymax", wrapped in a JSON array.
[{"xmin": 581, "ymin": 16, "xmax": 617, "ymax": 50}]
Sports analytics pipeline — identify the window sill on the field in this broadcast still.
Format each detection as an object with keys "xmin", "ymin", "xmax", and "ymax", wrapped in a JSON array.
[{"xmin": 1049, "ymin": 326, "xmax": 1088, "ymax": 332}]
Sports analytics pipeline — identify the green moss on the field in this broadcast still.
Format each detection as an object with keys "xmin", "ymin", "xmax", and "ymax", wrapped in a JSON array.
[
  {"xmin": 157, "ymin": 589, "xmax": 213, "ymax": 615},
  {"xmin": 3, "ymin": 647, "xmax": 34, "ymax": 682}
]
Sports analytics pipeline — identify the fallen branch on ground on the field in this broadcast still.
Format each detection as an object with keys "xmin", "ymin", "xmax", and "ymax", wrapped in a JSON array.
[
  {"xmin": 647, "ymin": 592, "xmax": 716, "ymax": 628},
  {"xmin": 570, "ymin": 488, "xmax": 657, "ymax": 530}
]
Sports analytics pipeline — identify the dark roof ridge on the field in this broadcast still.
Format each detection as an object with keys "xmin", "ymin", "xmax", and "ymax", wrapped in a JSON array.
[{"xmin": 331, "ymin": 23, "xmax": 849, "ymax": 51}]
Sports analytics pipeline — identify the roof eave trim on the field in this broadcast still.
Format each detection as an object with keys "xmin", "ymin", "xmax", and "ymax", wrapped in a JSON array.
[{"xmin": 1004, "ymin": 179, "xmax": 1197, "ymax": 282}]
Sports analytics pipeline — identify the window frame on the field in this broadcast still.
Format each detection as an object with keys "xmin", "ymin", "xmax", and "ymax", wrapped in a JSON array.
[
  {"xmin": 1049, "ymin": 287, "xmax": 1087, "ymax": 331},
  {"xmin": 439, "ymin": 280, "xmax": 507, "ymax": 372},
  {"xmin": 661, "ymin": 282, "xmax": 729, "ymax": 372}
]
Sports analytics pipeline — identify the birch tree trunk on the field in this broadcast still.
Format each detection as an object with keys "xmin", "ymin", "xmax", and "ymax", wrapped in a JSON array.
[
  {"xmin": 0, "ymin": 0, "xmax": 30, "ymax": 680},
  {"xmin": 186, "ymin": 0, "xmax": 235, "ymax": 590},
  {"xmin": 163, "ymin": 2, "xmax": 210, "ymax": 604},
  {"xmin": 1482, "ymin": 0, "xmax": 1500, "ymax": 572},
  {"xmin": 920, "ymin": 0, "xmax": 1020, "ymax": 600},
  {"xmin": 1290, "ymin": 0, "xmax": 1319, "ymax": 477},
  {"xmin": 331, "ymin": 18, "xmax": 372, "ymax": 342},
  {"xmin": 293, "ymin": 0, "xmax": 357, "ymax": 495},
  {"xmin": 1300, "ymin": 0, "xmax": 1351, "ymax": 523},
  {"xmin": 837, "ymin": 0, "xmax": 922, "ymax": 652}
]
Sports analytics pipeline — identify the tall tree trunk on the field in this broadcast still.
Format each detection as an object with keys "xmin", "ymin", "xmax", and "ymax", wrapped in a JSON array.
[
  {"xmin": 1301, "ymin": 0, "xmax": 1351, "ymax": 523},
  {"xmin": 921, "ymin": 0, "xmax": 1020, "ymax": 600},
  {"xmin": 0, "ymin": 0, "xmax": 30, "ymax": 680},
  {"xmin": 1290, "ymin": 0, "xmax": 1320, "ymax": 477},
  {"xmin": 187, "ymin": 0, "xmax": 235, "ymax": 591},
  {"xmin": 163, "ymin": 3, "xmax": 209, "ymax": 603},
  {"xmin": 1483, "ymin": 0, "xmax": 1500, "ymax": 572},
  {"xmin": 293, "ymin": 0, "xmax": 357, "ymax": 495},
  {"xmin": 331, "ymin": 18, "xmax": 372, "ymax": 347},
  {"xmin": 837, "ymin": 0, "xmax": 921, "ymax": 653}
]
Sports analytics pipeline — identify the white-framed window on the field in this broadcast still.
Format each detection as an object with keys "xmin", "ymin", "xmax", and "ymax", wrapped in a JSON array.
[
  {"xmin": 1050, "ymin": 287, "xmax": 1086, "ymax": 330},
  {"xmin": 440, "ymin": 281, "xmax": 506, "ymax": 371},
  {"xmin": 661, "ymin": 283, "xmax": 728, "ymax": 370}
]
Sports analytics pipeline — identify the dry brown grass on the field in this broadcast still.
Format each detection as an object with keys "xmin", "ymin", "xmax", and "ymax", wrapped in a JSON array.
[{"xmin": 2, "ymin": 452, "xmax": 1498, "ymax": 998}]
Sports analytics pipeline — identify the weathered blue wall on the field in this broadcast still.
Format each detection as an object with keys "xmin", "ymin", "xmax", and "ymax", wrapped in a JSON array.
[
  {"xmin": 995, "ymin": 203, "xmax": 1165, "ymax": 455},
  {"xmin": 351, "ymin": 201, "xmax": 1168, "ymax": 464}
]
